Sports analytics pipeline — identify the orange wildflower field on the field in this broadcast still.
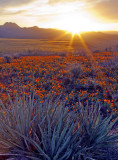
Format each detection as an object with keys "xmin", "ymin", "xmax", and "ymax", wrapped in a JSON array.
[{"xmin": 0, "ymin": 51, "xmax": 118, "ymax": 117}]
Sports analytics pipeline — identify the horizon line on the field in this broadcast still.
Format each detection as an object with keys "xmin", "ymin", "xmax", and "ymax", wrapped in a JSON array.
[{"xmin": 0, "ymin": 22, "xmax": 118, "ymax": 33}]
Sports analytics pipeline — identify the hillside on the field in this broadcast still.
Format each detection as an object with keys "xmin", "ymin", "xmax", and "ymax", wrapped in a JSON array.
[{"xmin": 0, "ymin": 22, "xmax": 71, "ymax": 39}]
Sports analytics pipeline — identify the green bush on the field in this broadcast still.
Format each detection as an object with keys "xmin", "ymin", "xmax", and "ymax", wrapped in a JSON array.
[{"xmin": 0, "ymin": 93, "xmax": 118, "ymax": 160}]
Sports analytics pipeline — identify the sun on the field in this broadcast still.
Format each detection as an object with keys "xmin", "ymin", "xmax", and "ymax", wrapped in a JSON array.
[{"xmin": 51, "ymin": 12, "xmax": 106, "ymax": 34}]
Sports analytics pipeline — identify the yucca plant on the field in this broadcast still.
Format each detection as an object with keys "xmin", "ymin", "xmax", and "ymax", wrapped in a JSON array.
[
  {"xmin": 77, "ymin": 101, "xmax": 118, "ymax": 159},
  {"xmin": 24, "ymin": 97, "xmax": 84, "ymax": 160},
  {"xmin": 0, "ymin": 93, "xmax": 85, "ymax": 160},
  {"xmin": 0, "ymin": 93, "xmax": 118, "ymax": 160},
  {"xmin": 0, "ymin": 92, "xmax": 37, "ymax": 158}
]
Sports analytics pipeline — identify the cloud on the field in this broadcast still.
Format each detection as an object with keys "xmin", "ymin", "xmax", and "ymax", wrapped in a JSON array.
[
  {"xmin": 0, "ymin": 0, "xmax": 35, "ymax": 7},
  {"xmin": 48, "ymin": 0, "xmax": 98, "ymax": 5},
  {"xmin": 0, "ymin": 0, "xmax": 37, "ymax": 18},
  {"xmin": 89, "ymin": 0, "xmax": 118, "ymax": 22},
  {"xmin": 0, "ymin": 0, "xmax": 117, "ymax": 30},
  {"xmin": 48, "ymin": 0, "xmax": 75, "ymax": 4},
  {"xmin": 2, "ymin": 10, "xmax": 27, "ymax": 16}
]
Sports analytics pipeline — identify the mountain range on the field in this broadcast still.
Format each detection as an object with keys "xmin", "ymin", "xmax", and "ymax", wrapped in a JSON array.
[
  {"xmin": 0, "ymin": 22, "xmax": 118, "ymax": 53},
  {"xmin": 0, "ymin": 22, "xmax": 118, "ymax": 40},
  {"xmin": 0, "ymin": 22, "xmax": 118, "ymax": 51},
  {"xmin": 0, "ymin": 22, "xmax": 71, "ymax": 39}
]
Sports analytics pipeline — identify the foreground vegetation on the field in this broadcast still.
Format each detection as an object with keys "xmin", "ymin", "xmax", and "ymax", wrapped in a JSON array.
[
  {"xmin": 0, "ymin": 51, "xmax": 118, "ymax": 117},
  {"xmin": 0, "ymin": 93, "xmax": 118, "ymax": 160},
  {"xmin": 0, "ymin": 49, "xmax": 118, "ymax": 159}
]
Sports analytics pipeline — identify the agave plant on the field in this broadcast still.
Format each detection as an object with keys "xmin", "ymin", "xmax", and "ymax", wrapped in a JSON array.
[
  {"xmin": 77, "ymin": 101, "xmax": 118, "ymax": 160},
  {"xmin": 25, "ymin": 99, "xmax": 72, "ymax": 159},
  {"xmin": 0, "ymin": 93, "xmax": 118, "ymax": 160},
  {"xmin": 0, "ymin": 93, "xmax": 85, "ymax": 160},
  {"xmin": 0, "ymin": 92, "xmax": 37, "ymax": 158}
]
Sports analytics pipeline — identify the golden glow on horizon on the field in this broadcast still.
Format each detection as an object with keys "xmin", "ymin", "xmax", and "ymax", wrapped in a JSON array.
[
  {"xmin": 49, "ymin": 12, "xmax": 114, "ymax": 34},
  {"xmin": 1, "ymin": 1, "xmax": 118, "ymax": 33}
]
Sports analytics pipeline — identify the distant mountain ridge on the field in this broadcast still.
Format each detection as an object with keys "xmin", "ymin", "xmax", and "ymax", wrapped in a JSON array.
[
  {"xmin": 0, "ymin": 22, "xmax": 118, "ymax": 42},
  {"xmin": 2, "ymin": 22, "xmax": 20, "ymax": 29},
  {"xmin": 0, "ymin": 22, "xmax": 118, "ymax": 53},
  {"xmin": 0, "ymin": 22, "xmax": 71, "ymax": 39}
]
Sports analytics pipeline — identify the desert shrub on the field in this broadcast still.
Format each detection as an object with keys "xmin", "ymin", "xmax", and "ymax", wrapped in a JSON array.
[
  {"xmin": 78, "ymin": 101, "xmax": 118, "ymax": 160},
  {"xmin": 67, "ymin": 63, "xmax": 83, "ymax": 79},
  {"xmin": 61, "ymin": 63, "xmax": 84, "ymax": 93},
  {"xmin": 0, "ymin": 93, "xmax": 84, "ymax": 159},
  {"xmin": 84, "ymin": 78, "xmax": 103, "ymax": 93},
  {"xmin": 0, "ymin": 93, "xmax": 118, "ymax": 160},
  {"xmin": 93, "ymin": 50, "xmax": 100, "ymax": 53},
  {"xmin": 84, "ymin": 68, "xmax": 100, "ymax": 78},
  {"xmin": 4, "ymin": 56, "xmax": 11, "ymax": 63},
  {"xmin": 100, "ymin": 55, "xmax": 118, "ymax": 69},
  {"xmin": 0, "ymin": 93, "xmax": 37, "ymax": 154}
]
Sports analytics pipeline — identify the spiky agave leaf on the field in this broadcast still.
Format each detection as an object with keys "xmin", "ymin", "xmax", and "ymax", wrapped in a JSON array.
[
  {"xmin": 77, "ymin": 101, "xmax": 118, "ymax": 159},
  {"xmin": 0, "ymin": 93, "xmax": 85, "ymax": 160},
  {"xmin": 28, "ymin": 97, "xmax": 84, "ymax": 160},
  {"xmin": 1, "ymin": 93, "xmax": 117, "ymax": 160},
  {"xmin": 0, "ymin": 93, "xmax": 37, "ymax": 155}
]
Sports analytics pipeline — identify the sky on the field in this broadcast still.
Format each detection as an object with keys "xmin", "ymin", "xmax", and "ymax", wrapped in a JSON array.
[{"xmin": 0, "ymin": 0, "xmax": 118, "ymax": 33}]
